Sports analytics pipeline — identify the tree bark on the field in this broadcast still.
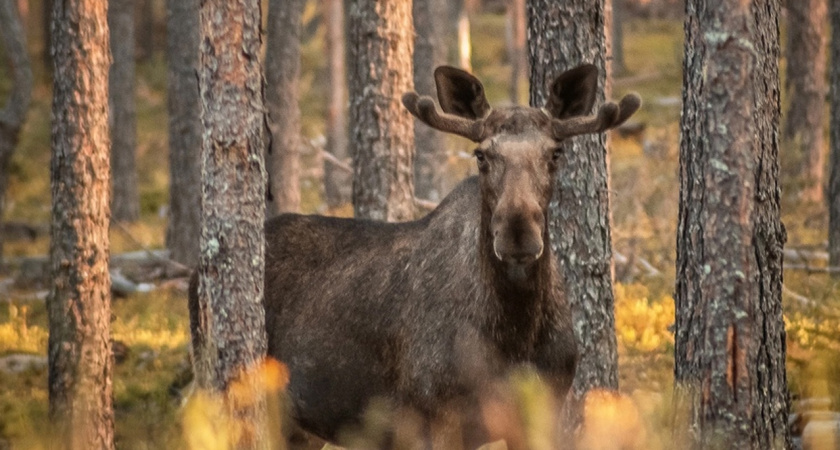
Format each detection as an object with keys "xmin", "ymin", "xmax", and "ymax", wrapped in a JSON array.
[
  {"xmin": 0, "ymin": 0, "xmax": 33, "ymax": 267},
  {"xmin": 675, "ymin": 1, "xmax": 790, "ymax": 448},
  {"xmin": 47, "ymin": 0, "xmax": 114, "ymax": 447},
  {"xmin": 109, "ymin": 0, "xmax": 140, "ymax": 222},
  {"xmin": 323, "ymin": 0, "xmax": 351, "ymax": 208},
  {"xmin": 610, "ymin": 0, "xmax": 626, "ymax": 76},
  {"xmin": 527, "ymin": 0, "xmax": 618, "ymax": 432},
  {"xmin": 830, "ymin": 0, "xmax": 840, "ymax": 271},
  {"xmin": 195, "ymin": 0, "xmax": 269, "ymax": 446},
  {"xmin": 784, "ymin": 0, "xmax": 828, "ymax": 203},
  {"xmin": 413, "ymin": 0, "xmax": 449, "ymax": 202},
  {"xmin": 348, "ymin": 0, "xmax": 415, "ymax": 222},
  {"xmin": 165, "ymin": 0, "xmax": 201, "ymax": 266},
  {"xmin": 265, "ymin": 0, "xmax": 302, "ymax": 216}
]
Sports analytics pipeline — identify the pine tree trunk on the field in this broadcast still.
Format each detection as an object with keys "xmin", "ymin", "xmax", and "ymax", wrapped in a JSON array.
[
  {"xmin": 830, "ymin": 0, "xmax": 840, "ymax": 271},
  {"xmin": 784, "ymin": 0, "xmax": 827, "ymax": 203},
  {"xmin": 527, "ymin": 0, "xmax": 618, "ymax": 431},
  {"xmin": 109, "ymin": 0, "xmax": 139, "ymax": 222},
  {"xmin": 610, "ymin": 0, "xmax": 626, "ymax": 76},
  {"xmin": 675, "ymin": 1, "xmax": 790, "ymax": 448},
  {"xmin": 165, "ymin": 0, "xmax": 200, "ymax": 266},
  {"xmin": 265, "ymin": 0, "xmax": 302, "ymax": 216},
  {"xmin": 195, "ymin": 0, "xmax": 269, "ymax": 446},
  {"xmin": 323, "ymin": 0, "xmax": 351, "ymax": 208},
  {"xmin": 413, "ymin": 0, "xmax": 448, "ymax": 202},
  {"xmin": 47, "ymin": 0, "xmax": 114, "ymax": 447},
  {"xmin": 0, "ymin": 0, "xmax": 33, "ymax": 267},
  {"xmin": 348, "ymin": 0, "xmax": 415, "ymax": 222}
]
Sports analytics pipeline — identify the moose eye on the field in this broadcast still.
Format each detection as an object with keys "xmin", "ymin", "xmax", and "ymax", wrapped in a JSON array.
[
  {"xmin": 551, "ymin": 147, "xmax": 563, "ymax": 162},
  {"xmin": 474, "ymin": 149, "xmax": 486, "ymax": 163}
]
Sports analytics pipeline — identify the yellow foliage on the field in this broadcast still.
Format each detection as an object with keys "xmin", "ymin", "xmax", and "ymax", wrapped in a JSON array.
[
  {"xmin": 0, "ymin": 303, "xmax": 48, "ymax": 355},
  {"xmin": 614, "ymin": 283, "xmax": 675, "ymax": 354},
  {"xmin": 578, "ymin": 389, "xmax": 648, "ymax": 450}
]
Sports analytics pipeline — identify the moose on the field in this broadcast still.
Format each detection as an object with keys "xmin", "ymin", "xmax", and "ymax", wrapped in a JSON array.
[{"xmin": 189, "ymin": 64, "xmax": 640, "ymax": 449}]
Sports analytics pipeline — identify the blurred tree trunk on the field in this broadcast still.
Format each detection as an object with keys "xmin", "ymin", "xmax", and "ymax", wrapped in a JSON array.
[
  {"xmin": 165, "ymin": 0, "xmax": 200, "ymax": 266},
  {"xmin": 458, "ymin": 0, "xmax": 474, "ymax": 71},
  {"xmin": 675, "ymin": 0, "xmax": 790, "ymax": 448},
  {"xmin": 784, "ymin": 0, "xmax": 827, "ymax": 203},
  {"xmin": 109, "ymin": 0, "xmax": 140, "ymax": 222},
  {"xmin": 265, "ymin": 0, "xmax": 302, "ymax": 216},
  {"xmin": 42, "ymin": 0, "xmax": 51, "ymax": 68},
  {"xmin": 348, "ymin": 0, "xmax": 415, "ymax": 222},
  {"xmin": 506, "ymin": 0, "xmax": 526, "ymax": 104},
  {"xmin": 137, "ymin": 0, "xmax": 155, "ymax": 61},
  {"xmin": 527, "ymin": 0, "xmax": 618, "ymax": 433},
  {"xmin": 610, "ymin": 0, "xmax": 626, "ymax": 75},
  {"xmin": 830, "ymin": 0, "xmax": 840, "ymax": 271},
  {"xmin": 413, "ymin": 0, "xmax": 448, "ymax": 202},
  {"xmin": 195, "ymin": 0, "xmax": 269, "ymax": 446},
  {"xmin": 323, "ymin": 0, "xmax": 351, "ymax": 208},
  {"xmin": 0, "ymin": 0, "xmax": 33, "ymax": 267},
  {"xmin": 47, "ymin": 0, "xmax": 114, "ymax": 447}
]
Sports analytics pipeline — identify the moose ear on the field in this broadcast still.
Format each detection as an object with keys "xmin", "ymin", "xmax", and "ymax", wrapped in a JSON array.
[
  {"xmin": 545, "ymin": 64, "xmax": 599, "ymax": 119},
  {"xmin": 434, "ymin": 66, "xmax": 492, "ymax": 120}
]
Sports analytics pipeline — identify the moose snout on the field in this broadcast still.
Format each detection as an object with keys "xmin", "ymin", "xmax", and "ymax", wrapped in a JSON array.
[{"xmin": 491, "ymin": 209, "xmax": 545, "ymax": 266}]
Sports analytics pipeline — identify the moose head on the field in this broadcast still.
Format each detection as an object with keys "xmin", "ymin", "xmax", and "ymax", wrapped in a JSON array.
[{"xmin": 403, "ymin": 65, "xmax": 641, "ymax": 271}]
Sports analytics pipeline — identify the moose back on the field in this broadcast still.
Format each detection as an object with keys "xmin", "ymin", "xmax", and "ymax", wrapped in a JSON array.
[{"xmin": 189, "ymin": 64, "xmax": 640, "ymax": 448}]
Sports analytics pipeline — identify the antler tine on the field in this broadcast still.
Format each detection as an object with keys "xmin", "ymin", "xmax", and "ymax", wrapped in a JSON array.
[
  {"xmin": 402, "ymin": 92, "xmax": 487, "ymax": 142},
  {"xmin": 551, "ymin": 92, "xmax": 642, "ymax": 140}
]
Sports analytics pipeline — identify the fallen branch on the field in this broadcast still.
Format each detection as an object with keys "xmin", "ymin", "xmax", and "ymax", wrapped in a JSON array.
[
  {"xmin": 321, "ymin": 149, "xmax": 353, "ymax": 174},
  {"xmin": 112, "ymin": 221, "xmax": 192, "ymax": 277}
]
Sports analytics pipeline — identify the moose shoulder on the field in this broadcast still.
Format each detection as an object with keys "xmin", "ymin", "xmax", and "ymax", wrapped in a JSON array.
[{"xmin": 188, "ymin": 64, "xmax": 640, "ymax": 448}]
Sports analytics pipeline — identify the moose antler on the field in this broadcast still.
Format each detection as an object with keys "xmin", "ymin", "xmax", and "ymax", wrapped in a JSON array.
[
  {"xmin": 402, "ymin": 92, "xmax": 488, "ymax": 142},
  {"xmin": 551, "ymin": 93, "xmax": 642, "ymax": 140}
]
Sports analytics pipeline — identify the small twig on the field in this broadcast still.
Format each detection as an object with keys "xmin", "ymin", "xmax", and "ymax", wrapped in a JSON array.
[
  {"xmin": 783, "ymin": 264, "xmax": 840, "ymax": 274},
  {"xmin": 414, "ymin": 198, "xmax": 438, "ymax": 213},
  {"xmin": 321, "ymin": 149, "xmax": 353, "ymax": 174},
  {"xmin": 112, "ymin": 221, "xmax": 191, "ymax": 277},
  {"xmin": 782, "ymin": 286, "xmax": 815, "ymax": 307}
]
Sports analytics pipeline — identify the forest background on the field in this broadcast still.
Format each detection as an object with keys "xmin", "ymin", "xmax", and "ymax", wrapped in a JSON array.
[{"xmin": 0, "ymin": 0, "xmax": 838, "ymax": 448}]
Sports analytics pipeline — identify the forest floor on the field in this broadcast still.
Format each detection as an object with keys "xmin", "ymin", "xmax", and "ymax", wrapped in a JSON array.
[{"xmin": 1, "ymin": 9, "xmax": 839, "ymax": 449}]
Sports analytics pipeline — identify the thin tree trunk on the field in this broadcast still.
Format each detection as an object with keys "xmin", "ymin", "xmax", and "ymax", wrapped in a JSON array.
[
  {"xmin": 611, "ymin": 0, "xmax": 626, "ymax": 76},
  {"xmin": 830, "ymin": 0, "xmax": 840, "ymax": 271},
  {"xmin": 41, "ymin": 0, "xmax": 51, "ymax": 68},
  {"xmin": 109, "ymin": 0, "xmax": 140, "ymax": 222},
  {"xmin": 0, "ymin": 0, "xmax": 33, "ymax": 267},
  {"xmin": 458, "ymin": 2, "xmax": 473, "ymax": 72},
  {"xmin": 265, "ymin": 0, "xmax": 303, "ymax": 216},
  {"xmin": 348, "ymin": 0, "xmax": 415, "ymax": 222},
  {"xmin": 323, "ymin": 0, "xmax": 351, "ymax": 208},
  {"xmin": 527, "ymin": 0, "xmax": 618, "ymax": 433},
  {"xmin": 413, "ymin": 0, "xmax": 449, "ymax": 201},
  {"xmin": 47, "ymin": 0, "xmax": 114, "ymax": 447},
  {"xmin": 507, "ymin": 0, "xmax": 526, "ymax": 104},
  {"xmin": 675, "ymin": 0, "xmax": 790, "ymax": 448},
  {"xmin": 784, "ymin": 0, "xmax": 828, "ymax": 203},
  {"xmin": 165, "ymin": 0, "xmax": 200, "ymax": 266},
  {"xmin": 195, "ymin": 0, "xmax": 269, "ymax": 446}
]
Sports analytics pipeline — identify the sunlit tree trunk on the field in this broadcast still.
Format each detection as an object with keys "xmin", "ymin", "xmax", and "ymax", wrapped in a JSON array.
[
  {"xmin": 413, "ymin": 0, "xmax": 448, "ymax": 201},
  {"xmin": 265, "ymin": 0, "xmax": 302, "ymax": 215},
  {"xmin": 458, "ymin": 0, "xmax": 473, "ymax": 71},
  {"xmin": 323, "ymin": 0, "xmax": 351, "ymax": 208},
  {"xmin": 527, "ymin": 0, "xmax": 618, "ymax": 433},
  {"xmin": 47, "ymin": 0, "xmax": 114, "ymax": 447},
  {"xmin": 674, "ymin": 0, "xmax": 790, "ymax": 447},
  {"xmin": 348, "ymin": 0, "xmax": 415, "ymax": 222},
  {"xmin": 784, "ymin": 0, "xmax": 827, "ymax": 203},
  {"xmin": 165, "ymin": 0, "xmax": 200, "ymax": 266},
  {"xmin": 194, "ymin": 0, "xmax": 269, "ymax": 446},
  {"xmin": 109, "ymin": 0, "xmax": 139, "ymax": 222},
  {"xmin": 830, "ymin": 0, "xmax": 840, "ymax": 271},
  {"xmin": 0, "ymin": 0, "xmax": 33, "ymax": 266}
]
